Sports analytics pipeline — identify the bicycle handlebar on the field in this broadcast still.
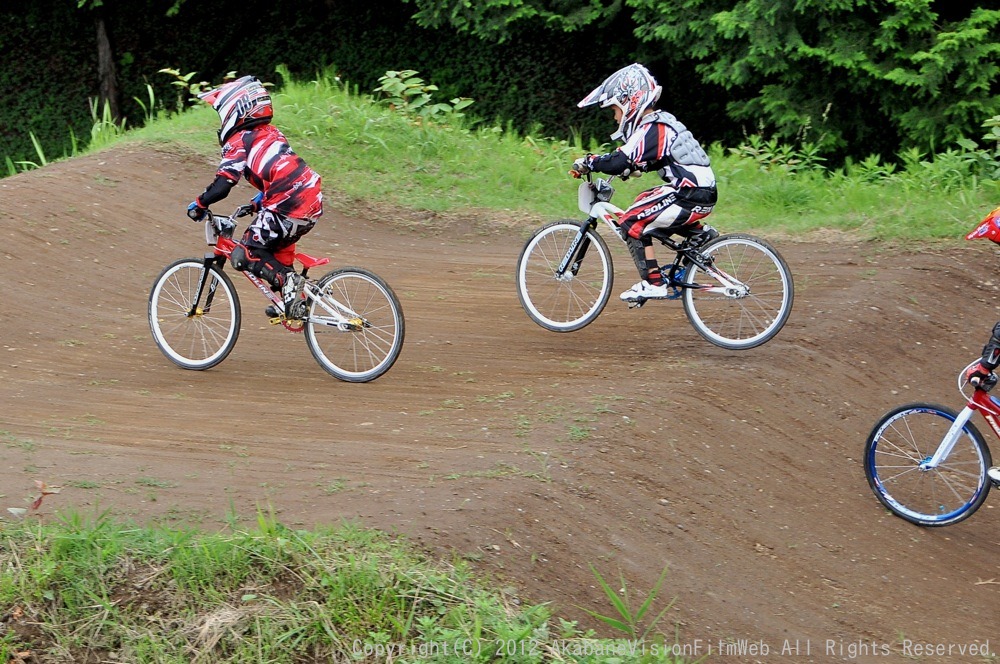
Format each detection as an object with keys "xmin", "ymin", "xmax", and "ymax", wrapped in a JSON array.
[
  {"xmin": 199, "ymin": 204, "xmax": 253, "ymax": 241},
  {"xmin": 969, "ymin": 374, "xmax": 998, "ymax": 391},
  {"xmin": 569, "ymin": 171, "xmax": 619, "ymax": 183},
  {"xmin": 569, "ymin": 168, "xmax": 634, "ymax": 185},
  {"xmin": 960, "ymin": 359, "xmax": 998, "ymax": 396}
]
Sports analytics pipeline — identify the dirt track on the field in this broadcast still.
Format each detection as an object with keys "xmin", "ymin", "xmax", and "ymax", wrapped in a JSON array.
[{"xmin": 1, "ymin": 145, "xmax": 998, "ymax": 663}]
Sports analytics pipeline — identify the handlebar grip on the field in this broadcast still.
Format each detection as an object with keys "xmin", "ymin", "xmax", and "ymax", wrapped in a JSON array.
[
  {"xmin": 569, "ymin": 169, "xmax": 582, "ymax": 179},
  {"xmin": 970, "ymin": 373, "xmax": 998, "ymax": 391}
]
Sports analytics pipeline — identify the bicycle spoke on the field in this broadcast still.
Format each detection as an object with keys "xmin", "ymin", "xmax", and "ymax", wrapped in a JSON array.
[
  {"xmin": 683, "ymin": 235, "xmax": 792, "ymax": 350},
  {"xmin": 864, "ymin": 404, "xmax": 990, "ymax": 526},
  {"xmin": 148, "ymin": 260, "xmax": 240, "ymax": 370},
  {"xmin": 517, "ymin": 222, "xmax": 613, "ymax": 332},
  {"xmin": 305, "ymin": 268, "xmax": 404, "ymax": 382}
]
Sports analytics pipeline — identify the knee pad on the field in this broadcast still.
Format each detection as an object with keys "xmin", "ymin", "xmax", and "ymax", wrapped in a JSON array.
[
  {"xmin": 256, "ymin": 259, "xmax": 290, "ymax": 292},
  {"xmin": 231, "ymin": 241, "xmax": 287, "ymax": 290},
  {"xmin": 230, "ymin": 244, "xmax": 251, "ymax": 272}
]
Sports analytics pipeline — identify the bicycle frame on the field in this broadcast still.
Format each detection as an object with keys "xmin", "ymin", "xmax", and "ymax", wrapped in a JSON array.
[
  {"xmin": 563, "ymin": 175, "xmax": 749, "ymax": 298},
  {"xmin": 191, "ymin": 211, "xmax": 368, "ymax": 332},
  {"xmin": 923, "ymin": 365, "xmax": 1000, "ymax": 469}
]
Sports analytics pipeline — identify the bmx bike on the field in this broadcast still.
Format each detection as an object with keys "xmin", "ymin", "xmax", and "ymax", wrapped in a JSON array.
[
  {"xmin": 863, "ymin": 361, "xmax": 999, "ymax": 526},
  {"xmin": 148, "ymin": 205, "xmax": 404, "ymax": 382},
  {"xmin": 515, "ymin": 173, "xmax": 793, "ymax": 350}
]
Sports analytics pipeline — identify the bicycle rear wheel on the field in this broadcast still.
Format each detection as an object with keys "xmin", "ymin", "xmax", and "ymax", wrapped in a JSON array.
[
  {"xmin": 682, "ymin": 234, "xmax": 793, "ymax": 350},
  {"xmin": 148, "ymin": 259, "xmax": 241, "ymax": 370},
  {"xmin": 305, "ymin": 267, "xmax": 404, "ymax": 382},
  {"xmin": 516, "ymin": 221, "xmax": 613, "ymax": 332},
  {"xmin": 863, "ymin": 403, "xmax": 992, "ymax": 526}
]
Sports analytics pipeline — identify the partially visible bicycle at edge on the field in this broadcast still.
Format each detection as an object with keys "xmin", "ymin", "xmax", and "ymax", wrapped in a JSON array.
[
  {"xmin": 864, "ymin": 360, "xmax": 1000, "ymax": 526},
  {"xmin": 515, "ymin": 172, "xmax": 794, "ymax": 350},
  {"xmin": 864, "ymin": 206, "xmax": 1000, "ymax": 526},
  {"xmin": 148, "ymin": 205, "xmax": 404, "ymax": 382}
]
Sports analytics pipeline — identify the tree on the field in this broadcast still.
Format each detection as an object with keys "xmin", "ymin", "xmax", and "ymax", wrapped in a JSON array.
[
  {"xmin": 403, "ymin": 0, "xmax": 622, "ymax": 40},
  {"xmin": 77, "ymin": 0, "xmax": 120, "ymax": 122},
  {"xmin": 406, "ymin": 0, "xmax": 1000, "ymax": 159},
  {"xmin": 629, "ymin": 0, "xmax": 1000, "ymax": 154}
]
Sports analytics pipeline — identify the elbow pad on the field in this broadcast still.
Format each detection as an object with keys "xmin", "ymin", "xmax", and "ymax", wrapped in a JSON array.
[
  {"xmin": 981, "ymin": 321, "xmax": 1000, "ymax": 369},
  {"xmin": 590, "ymin": 150, "xmax": 635, "ymax": 176}
]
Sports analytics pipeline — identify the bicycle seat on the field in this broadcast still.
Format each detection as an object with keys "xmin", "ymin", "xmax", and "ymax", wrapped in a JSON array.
[{"xmin": 296, "ymin": 253, "xmax": 330, "ymax": 268}]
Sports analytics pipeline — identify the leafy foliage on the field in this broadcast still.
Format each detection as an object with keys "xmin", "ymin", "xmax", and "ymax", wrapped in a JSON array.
[
  {"xmin": 157, "ymin": 68, "xmax": 214, "ymax": 112},
  {"xmin": 3, "ymin": 1, "xmax": 998, "ymax": 173},
  {"xmin": 402, "ymin": 0, "xmax": 621, "ymax": 40},
  {"xmin": 374, "ymin": 69, "xmax": 474, "ymax": 121},
  {"xmin": 408, "ymin": 0, "xmax": 1000, "ymax": 162},
  {"xmin": 728, "ymin": 135, "xmax": 827, "ymax": 173},
  {"xmin": 581, "ymin": 564, "xmax": 674, "ymax": 641}
]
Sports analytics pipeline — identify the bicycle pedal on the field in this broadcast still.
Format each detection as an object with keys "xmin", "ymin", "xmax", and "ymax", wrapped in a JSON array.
[{"xmin": 627, "ymin": 298, "xmax": 647, "ymax": 309}]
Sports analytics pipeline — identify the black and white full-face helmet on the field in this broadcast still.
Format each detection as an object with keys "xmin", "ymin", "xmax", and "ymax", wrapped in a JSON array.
[{"xmin": 578, "ymin": 63, "xmax": 662, "ymax": 141}]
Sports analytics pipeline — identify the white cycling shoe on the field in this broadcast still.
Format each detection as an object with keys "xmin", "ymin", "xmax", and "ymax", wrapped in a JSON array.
[
  {"xmin": 619, "ymin": 280, "xmax": 670, "ymax": 301},
  {"xmin": 988, "ymin": 466, "xmax": 1000, "ymax": 485}
]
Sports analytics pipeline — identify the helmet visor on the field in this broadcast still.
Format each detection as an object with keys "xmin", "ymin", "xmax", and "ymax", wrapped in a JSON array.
[
  {"xmin": 578, "ymin": 83, "xmax": 609, "ymax": 108},
  {"xmin": 966, "ymin": 207, "xmax": 1000, "ymax": 242},
  {"xmin": 198, "ymin": 88, "xmax": 221, "ymax": 106}
]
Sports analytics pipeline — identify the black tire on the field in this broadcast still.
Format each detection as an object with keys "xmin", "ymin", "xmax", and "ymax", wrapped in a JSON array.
[
  {"xmin": 148, "ymin": 259, "xmax": 240, "ymax": 370},
  {"xmin": 864, "ymin": 403, "xmax": 992, "ymax": 526},
  {"xmin": 304, "ymin": 267, "xmax": 404, "ymax": 382},
  {"xmin": 516, "ymin": 221, "xmax": 613, "ymax": 332}
]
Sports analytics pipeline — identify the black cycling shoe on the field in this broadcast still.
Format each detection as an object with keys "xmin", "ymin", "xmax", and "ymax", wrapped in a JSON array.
[{"xmin": 685, "ymin": 225, "xmax": 719, "ymax": 249}]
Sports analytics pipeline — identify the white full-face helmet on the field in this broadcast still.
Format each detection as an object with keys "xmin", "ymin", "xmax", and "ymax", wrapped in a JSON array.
[
  {"xmin": 578, "ymin": 63, "xmax": 662, "ymax": 141},
  {"xmin": 198, "ymin": 75, "xmax": 273, "ymax": 145}
]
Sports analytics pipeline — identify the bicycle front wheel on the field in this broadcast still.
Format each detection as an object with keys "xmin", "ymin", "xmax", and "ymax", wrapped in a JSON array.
[
  {"xmin": 516, "ymin": 221, "xmax": 613, "ymax": 332},
  {"xmin": 148, "ymin": 259, "xmax": 241, "ymax": 370},
  {"xmin": 682, "ymin": 234, "xmax": 793, "ymax": 350},
  {"xmin": 305, "ymin": 267, "xmax": 404, "ymax": 382},
  {"xmin": 864, "ymin": 403, "xmax": 992, "ymax": 526}
]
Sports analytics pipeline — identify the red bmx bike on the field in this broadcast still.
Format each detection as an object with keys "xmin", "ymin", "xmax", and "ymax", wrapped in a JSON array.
[
  {"xmin": 863, "ymin": 206, "xmax": 1000, "ymax": 525},
  {"xmin": 148, "ymin": 205, "xmax": 404, "ymax": 382},
  {"xmin": 864, "ymin": 361, "xmax": 998, "ymax": 526}
]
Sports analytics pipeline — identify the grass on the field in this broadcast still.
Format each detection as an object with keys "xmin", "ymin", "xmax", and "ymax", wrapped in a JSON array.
[
  {"xmin": 3, "ymin": 67, "xmax": 998, "ymax": 662},
  {"xmin": 7, "ymin": 67, "xmax": 999, "ymax": 240},
  {"xmin": 109, "ymin": 67, "xmax": 999, "ymax": 242},
  {"xmin": 0, "ymin": 513, "xmax": 688, "ymax": 663}
]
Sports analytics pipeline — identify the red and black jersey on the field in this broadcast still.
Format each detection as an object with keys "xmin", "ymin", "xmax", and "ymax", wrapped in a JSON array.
[{"xmin": 217, "ymin": 124, "xmax": 323, "ymax": 219}]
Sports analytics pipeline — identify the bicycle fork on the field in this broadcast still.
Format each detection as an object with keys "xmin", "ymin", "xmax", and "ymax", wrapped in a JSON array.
[
  {"xmin": 187, "ymin": 255, "xmax": 227, "ymax": 317},
  {"xmin": 921, "ymin": 406, "xmax": 976, "ymax": 470},
  {"xmin": 554, "ymin": 220, "xmax": 596, "ymax": 279}
]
